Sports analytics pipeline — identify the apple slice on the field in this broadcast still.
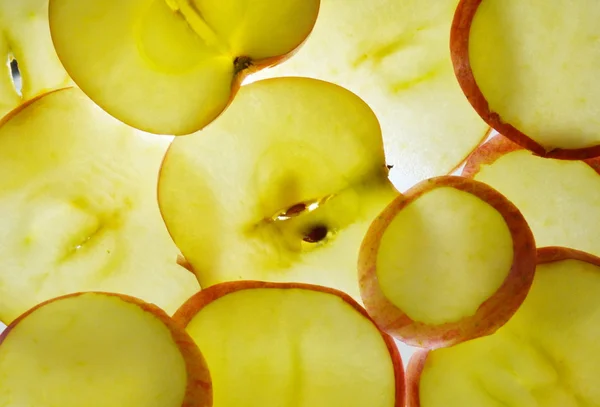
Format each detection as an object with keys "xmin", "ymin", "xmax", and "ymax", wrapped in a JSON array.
[
  {"xmin": 359, "ymin": 175, "xmax": 536, "ymax": 348},
  {"xmin": 158, "ymin": 77, "xmax": 399, "ymax": 302},
  {"xmin": 0, "ymin": 292, "xmax": 211, "ymax": 407},
  {"xmin": 0, "ymin": 87, "xmax": 199, "ymax": 323},
  {"xmin": 463, "ymin": 134, "xmax": 600, "ymax": 258},
  {"xmin": 48, "ymin": 0, "xmax": 320, "ymax": 135},
  {"xmin": 252, "ymin": 0, "xmax": 489, "ymax": 190},
  {"xmin": 408, "ymin": 247, "xmax": 600, "ymax": 407},
  {"xmin": 452, "ymin": 0, "xmax": 600, "ymax": 158},
  {"xmin": 173, "ymin": 281, "xmax": 404, "ymax": 407}
]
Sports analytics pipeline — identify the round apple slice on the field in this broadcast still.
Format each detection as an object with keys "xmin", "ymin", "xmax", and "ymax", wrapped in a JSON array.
[
  {"xmin": 48, "ymin": 0, "xmax": 320, "ymax": 135},
  {"xmin": 359, "ymin": 176, "xmax": 536, "ymax": 348},
  {"xmin": 451, "ymin": 0, "xmax": 600, "ymax": 158},
  {"xmin": 408, "ymin": 247, "xmax": 600, "ymax": 407},
  {"xmin": 173, "ymin": 281, "xmax": 404, "ymax": 407},
  {"xmin": 0, "ymin": 87, "xmax": 199, "ymax": 323},
  {"xmin": 0, "ymin": 292, "xmax": 211, "ymax": 407},
  {"xmin": 463, "ymin": 134, "xmax": 600, "ymax": 257},
  {"xmin": 158, "ymin": 77, "xmax": 399, "ymax": 302}
]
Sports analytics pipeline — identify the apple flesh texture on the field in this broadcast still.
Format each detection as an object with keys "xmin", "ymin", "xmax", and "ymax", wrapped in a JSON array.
[
  {"xmin": 0, "ymin": 292, "xmax": 211, "ymax": 407},
  {"xmin": 158, "ymin": 77, "xmax": 399, "ymax": 302},
  {"xmin": 48, "ymin": 0, "xmax": 320, "ymax": 135},
  {"xmin": 453, "ymin": 0, "xmax": 600, "ymax": 155},
  {"xmin": 359, "ymin": 176, "xmax": 536, "ymax": 348},
  {"xmin": 174, "ymin": 282, "xmax": 404, "ymax": 407},
  {"xmin": 0, "ymin": 87, "xmax": 199, "ymax": 323},
  {"xmin": 410, "ymin": 248, "xmax": 600, "ymax": 407},
  {"xmin": 463, "ymin": 135, "xmax": 600, "ymax": 258},
  {"xmin": 253, "ymin": 0, "xmax": 489, "ymax": 190}
]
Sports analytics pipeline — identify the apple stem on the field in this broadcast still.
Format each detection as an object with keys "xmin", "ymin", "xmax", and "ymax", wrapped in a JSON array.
[{"xmin": 167, "ymin": 0, "xmax": 228, "ymax": 54}]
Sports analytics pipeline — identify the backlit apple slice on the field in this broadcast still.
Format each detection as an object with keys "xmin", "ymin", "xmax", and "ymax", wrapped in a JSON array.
[
  {"xmin": 174, "ymin": 281, "xmax": 404, "ymax": 407},
  {"xmin": 0, "ymin": 292, "xmax": 211, "ymax": 407},
  {"xmin": 408, "ymin": 247, "xmax": 600, "ymax": 407},
  {"xmin": 158, "ymin": 77, "xmax": 399, "ymax": 302},
  {"xmin": 359, "ymin": 176, "xmax": 536, "ymax": 348},
  {"xmin": 252, "ymin": 0, "xmax": 489, "ymax": 190},
  {"xmin": 0, "ymin": 87, "xmax": 199, "ymax": 323},
  {"xmin": 48, "ymin": 0, "xmax": 320, "ymax": 135},
  {"xmin": 452, "ymin": 0, "xmax": 600, "ymax": 158},
  {"xmin": 462, "ymin": 134, "xmax": 600, "ymax": 257}
]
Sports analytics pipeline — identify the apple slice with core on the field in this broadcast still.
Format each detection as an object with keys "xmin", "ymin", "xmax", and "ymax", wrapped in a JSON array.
[
  {"xmin": 408, "ymin": 247, "xmax": 600, "ymax": 407},
  {"xmin": 0, "ymin": 292, "xmax": 211, "ymax": 407},
  {"xmin": 451, "ymin": 0, "xmax": 600, "ymax": 158},
  {"xmin": 158, "ymin": 77, "xmax": 399, "ymax": 302},
  {"xmin": 359, "ymin": 175, "xmax": 536, "ymax": 348},
  {"xmin": 0, "ymin": 87, "xmax": 199, "ymax": 323},
  {"xmin": 173, "ymin": 281, "xmax": 404, "ymax": 407},
  {"xmin": 48, "ymin": 0, "xmax": 320, "ymax": 135}
]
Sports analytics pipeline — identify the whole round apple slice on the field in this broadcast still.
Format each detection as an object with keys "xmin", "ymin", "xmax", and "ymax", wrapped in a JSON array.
[
  {"xmin": 408, "ymin": 247, "xmax": 600, "ymax": 407},
  {"xmin": 451, "ymin": 0, "xmax": 600, "ymax": 158},
  {"xmin": 158, "ymin": 77, "xmax": 399, "ymax": 302},
  {"xmin": 359, "ymin": 176, "xmax": 536, "ymax": 348},
  {"xmin": 174, "ymin": 281, "xmax": 404, "ymax": 407},
  {"xmin": 0, "ymin": 292, "xmax": 211, "ymax": 407},
  {"xmin": 0, "ymin": 87, "xmax": 199, "ymax": 323},
  {"xmin": 48, "ymin": 0, "xmax": 320, "ymax": 135},
  {"xmin": 463, "ymin": 134, "xmax": 600, "ymax": 257}
]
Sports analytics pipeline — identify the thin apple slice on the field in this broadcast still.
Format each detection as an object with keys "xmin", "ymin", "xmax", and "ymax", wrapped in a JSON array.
[
  {"xmin": 158, "ymin": 77, "xmax": 399, "ymax": 302},
  {"xmin": 0, "ymin": 87, "xmax": 199, "ymax": 323},
  {"xmin": 408, "ymin": 247, "xmax": 600, "ymax": 407},
  {"xmin": 359, "ymin": 176, "xmax": 536, "ymax": 348},
  {"xmin": 174, "ymin": 281, "xmax": 404, "ymax": 407},
  {"xmin": 252, "ymin": 0, "xmax": 489, "ymax": 190},
  {"xmin": 0, "ymin": 292, "xmax": 211, "ymax": 407},
  {"xmin": 48, "ymin": 0, "xmax": 320, "ymax": 135},
  {"xmin": 463, "ymin": 134, "xmax": 600, "ymax": 258},
  {"xmin": 452, "ymin": 0, "xmax": 600, "ymax": 158}
]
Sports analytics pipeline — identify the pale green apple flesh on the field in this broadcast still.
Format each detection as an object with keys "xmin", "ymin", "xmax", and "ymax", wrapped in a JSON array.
[
  {"xmin": 158, "ymin": 77, "xmax": 399, "ymax": 302},
  {"xmin": 48, "ymin": 0, "xmax": 320, "ymax": 135}
]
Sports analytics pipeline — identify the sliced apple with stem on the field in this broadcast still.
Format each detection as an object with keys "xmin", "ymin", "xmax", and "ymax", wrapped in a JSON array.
[
  {"xmin": 359, "ymin": 175, "xmax": 537, "ymax": 348},
  {"xmin": 0, "ymin": 291, "xmax": 211, "ymax": 407},
  {"xmin": 48, "ymin": 0, "xmax": 320, "ymax": 135},
  {"xmin": 408, "ymin": 247, "xmax": 600, "ymax": 407},
  {"xmin": 451, "ymin": 0, "xmax": 600, "ymax": 158},
  {"xmin": 158, "ymin": 77, "xmax": 399, "ymax": 302},
  {"xmin": 0, "ymin": 87, "xmax": 199, "ymax": 323},
  {"xmin": 173, "ymin": 281, "xmax": 404, "ymax": 407}
]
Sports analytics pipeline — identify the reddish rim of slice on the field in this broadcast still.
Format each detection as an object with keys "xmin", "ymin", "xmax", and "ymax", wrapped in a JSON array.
[
  {"xmin": 405, "ymin": 350, "xmax": 430, "ymax": 407},
  {"xmin": 450, "ymin": 0, "xmax": 600, "ymax": 160},
  {"xmin": 173, "ymin": 280, "xmax": 405, "ymax": 407},
  {"xmin": 358, "ymin": 175, "xmax": 537, "ymax": 348}
]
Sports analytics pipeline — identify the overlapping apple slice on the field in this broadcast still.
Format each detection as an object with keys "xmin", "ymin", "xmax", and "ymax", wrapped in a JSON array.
[
  {"xmin": 452, "ymin": 0, "xmax": 600, "ymax": 158},
  {"xmin": 463, "ymin": 134, "xmax": 600, "ymax": 257},
  {"xmin": 0, "ymin": 292, "xmax": 211, "ymax": 407},
  {"xmin": 48, "ymin": 0, "xmax": 320, "ymax": 135},
  {"xmin": 158, "ymin": 77, "xmax": 399, "ymax": 301},
  {"xmin": 359, "ymin": 176, "xmax": 536, "ymax": 348},
  {"xmin": 408, "ymin": 247, "xmax": 600, "ymax": 407},
  {"xmin": 174, "ymin": 281, "xmax": 404, "ymax": 407},
  {"xmin": 0, "ymin": 87, "xmax": 199, "ymax": 323}
]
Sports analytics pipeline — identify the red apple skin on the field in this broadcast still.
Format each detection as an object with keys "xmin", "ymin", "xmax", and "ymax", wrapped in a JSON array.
[
  {"xmin": 0, "ymin": 291, "xmax": 212, "ymax": 407},
  {"xmin": 358, "ymin": 176, "xmax": 537, "ymax": 349},
  {"xmin": 450, "ymin": 0, "xmax": 600, "ymax": 160},
  {"xmin": 173, "ymin": 280, "xmax": 406, "ymax": 407}
]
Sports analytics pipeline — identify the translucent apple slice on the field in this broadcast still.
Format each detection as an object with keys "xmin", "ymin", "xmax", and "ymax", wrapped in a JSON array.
[
  {"xmin": 48, "ymin": 0, "xmax": 319, "ymax": 135},
  {"xmin": 0, "ymin": 292, "xmax": 211, "ymax": 407},
  {"xmin": 173, "ymin": 281, "xmax": 404, "ymax": 407},
  {"xmin": 359, "ymin": 176, "xmax": 536, "ymax": 348},
  {"xmin": 0, "ymin": 87, "xmax": 199, "ymax": 323},
  {"xmin": 252, "ymin": 0, "xmax": 489, "ymax": 190},
  {"xmin": 452, "ymin": 0, "xmax": 600, "ymax": 158},
  {"xmin": 408, "ymin": 247, "xmax": 600, "ymax": 407}
]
